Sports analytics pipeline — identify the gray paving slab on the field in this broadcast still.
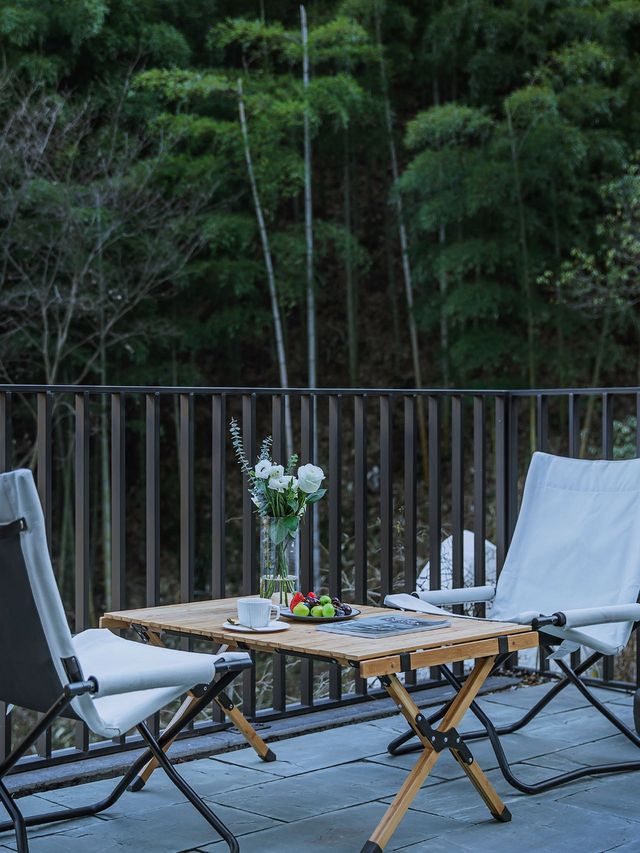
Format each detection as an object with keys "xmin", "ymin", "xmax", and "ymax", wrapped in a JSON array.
[
  {"xmin": 198, "ymin": 801, "xmax": 460, "ymax": 851},
  {"xmin": 6, "ymin": 681, "xmax": 640, "ymax": 852},
  {"xmin": 431, "ymin": 796, "xmax": 639, "ymax": 853},
  {"xmin": 556, "ymin": 772, "xmax": 640, "ymax": 824},
  {"xmin": 213, "ymin": 722, "xmax": 389, "ymax": 777},
  {"xmin": 0, "ymin": 793, "xmax": 107, "ymax": 845},
  {"xmin": 551, "ymin": 733, "xmax": 640, "ymax": 767},
  {"xmin": 38, "ymin": 759, "xmax": 279, "ymax": 812},
  {"xmin": 481, "ymin": 683, "xmax": 629, "ymax": 715},
  {"xmin": 381, "ymin": 763, "xmax": 604, "ymax": 825},
  {"xmin": 208, "ymin": 760, "xmax": 412, "ymax": 822}
]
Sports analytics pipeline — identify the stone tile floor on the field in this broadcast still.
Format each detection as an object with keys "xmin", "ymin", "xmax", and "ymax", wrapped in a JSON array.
[{"xmin": 2, "ymin": 682, "xmax": 640, "ymax": 852}]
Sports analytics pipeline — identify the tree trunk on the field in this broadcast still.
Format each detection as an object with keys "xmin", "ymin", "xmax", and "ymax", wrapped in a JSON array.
[
  {"xmin": 506, "ymin": 101, "xmax": 536, "ymax": 453},
  {"xmin": 301, "ymin": 5, "xmax": 316, "ymax": 391},
  {"xmin": 237, "ymin": 78, "xmax": 293, "ymax": 455},
  {"xmin": 343, "ymin": 128, "xmax": 358, "ymax": 386},
  {"xmin": 438, "ymin": 223, "xmax": 450, "ymax": 387},
  {"xmin": 374, "ymin": 1, "xmax": 428, "ymax": 483},
  {"xmin": 580, "ymin": 307, "xmax": 612, "ymax": 458}
]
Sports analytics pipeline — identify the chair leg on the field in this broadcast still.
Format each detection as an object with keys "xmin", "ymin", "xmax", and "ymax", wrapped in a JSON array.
[
  {"xmin": 137, "ymin": 722, "xmax": 239, "ymax": 853},
  {"xmin": 0, "ymin": 669, "xmax": 244, "ymax": 843},
  {"xmin": 0, "ymin": 779, "xmax": 28, "ymax": 853},
  {"xmin": 440, "ymin": 663, "xmax": 640, "ymax": 794}
]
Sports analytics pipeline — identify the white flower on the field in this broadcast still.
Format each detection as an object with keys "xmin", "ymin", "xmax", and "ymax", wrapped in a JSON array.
[
  {"xmin": 297, "ymin": 463, "xmax": 324, "ymax": 494},
  {"xmin": 282, "ymin": 475, "xmax": 299, "ymax": 492},
  {"xmin": 268, "ymin": 473, "xmax": 288, "ymax": 493},
  {"xmin": 269, "ymin": 464, "xmax": 284, "ymax": 478},
  {"xmin": 254, "ymin": 459, "xmax": 273, "ymax": 479}
]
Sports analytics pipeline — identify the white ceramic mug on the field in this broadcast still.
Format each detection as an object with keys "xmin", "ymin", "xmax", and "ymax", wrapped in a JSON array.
[{"xmin": 237, "ymin": 598, "xmax": 280, "ymax": 629}]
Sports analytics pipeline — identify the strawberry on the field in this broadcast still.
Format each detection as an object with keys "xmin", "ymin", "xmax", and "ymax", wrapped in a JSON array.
[{"xmin": 290, "ymin": 592, "xmax": 305, "ymax": 613}]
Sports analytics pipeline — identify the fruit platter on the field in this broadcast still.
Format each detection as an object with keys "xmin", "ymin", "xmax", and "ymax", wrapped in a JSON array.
[{"xmin": 280, "ymin": 591, "xmax": 361, "ymax": 623}]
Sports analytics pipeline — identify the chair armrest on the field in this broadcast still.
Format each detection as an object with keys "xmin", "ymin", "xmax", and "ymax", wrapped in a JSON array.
[
  {"xmin": 89, "ymin": 651, "xmax": 252, "ymax": 699},
  {"xmin": 415, "ymin": 585, "xmax": 496, "ymax": 606},
  {"xmin": 533, "ymin": 604, "xmax": 640, "ymax": 631}
]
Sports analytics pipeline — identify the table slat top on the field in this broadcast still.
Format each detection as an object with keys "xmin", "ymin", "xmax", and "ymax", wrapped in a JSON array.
[{"xmin": 100, "ymin": 597, "xmax": 537, "ymax": 663}]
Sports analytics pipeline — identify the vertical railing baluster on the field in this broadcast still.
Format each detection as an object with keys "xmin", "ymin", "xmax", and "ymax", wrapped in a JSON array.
[
  {"xmin": 473, "ymin": 396, "xmax": 486, "ymax": 615},
  {"xmin": 379, "ymin": 395, "xmax": 393, "ymax": 600},
  {"xmin": 36, "ymin": 391, "xmax": 53, "ymax": 759},
  {"xmin": 495, "ymin": 395, "xmax": 509, "ymax": 574},
  {"xmin": 145, "ymin": 393, "xmax": 160, "ymax": 607},
  {"xmin": 568, "ymin": 393, "xmax": 580, "ymax": 458},
  {"xmin": 211, "ymin": 394, "xmax": 226, "ymax": 600},
  {"xmin": 428, "ymin": 395, "xmax": 442, "ymax": 682},
  {"xmin": 180, "ymin": 394, "xmax": 195, "ymax": 604},
  {"xmin": 602, "ymin": 392, "xmax": 615, "ymax": 683},
  {"xmin": 636, "ymin": 393, "xmax": 640, "ymax": 690},
  {"xmin": 536, "ymin": 394, "xmax": 549, "ymax": 452},
  {"xmin": 241, "ymin": 393, "xmax": 257, "ymax": 719},
  {"xmin": 451, "ymin": 396, "xmax": 464, "ymax": 596},
  {"xmin": 241, "ymin": 394, "xmax": 257, "ymax": 596},
  {"xmin": 403, "ymin": 395, "xmax": 417, "ymax": 595},
  {"xmin": 428, "ymin": 396, "xmax": 441, "ymax": 590},
  {"xmin": 451, "ymin": 395, "xmax": 464, "ymax": 678},
  {"xmin": 508, "ymin": 396, "xmax": 519, "ymax": 542},
  {"xmin": 0, "ymin": 392, "xmax": 11, "ymax": 760},
  {"xmin": 403, "ymin": 395, "xmax": 417, "ymax": 687},
  {"xmin": 145, "ymin": 393, "xmax": 161, "ymax": 737},
  {"xmin": 328, "ymin": 395, "xmax": 343, "ymax": 702},
  {"xmin": 271, "ymin": 395, "xmax": 287, "ymax": 713},
  {"xmin": 0, "ymin": 391, "xmax": 12, "ymax": 473},
  {"xmin": 74, "ymin": 392, "xmax": 90, "ymax": 753},
  {"xmin": 37, "ymin": 392, "xmax": 53, "ymax": 547},
  {"xmin": 300, "ymin": 395, "xmax": 314, "ymax": 707},
  {"xmin": 111, "ymin": 394, "xmax": 126, "ymax": 611},
  {"xmin": 211, "ymin": 394, "xmax": 227, "ymax": 725},
  {"xmin": 354, "ymin": 394, "xmax": 367, "ymax": 695},
  {"xmin": 354, "ymin": 396, "xmax": 368, "ymax": 605},
  {"xmin": 603, "ymin": 392, "xmax": 614, "ymax": 460},
  {"xmin": 568, "ymin": 393, "xmax": 581, "ymax": 672}
]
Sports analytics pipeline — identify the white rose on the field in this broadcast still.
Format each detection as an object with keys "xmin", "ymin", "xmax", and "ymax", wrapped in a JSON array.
[
  {"xmin": 254, "ymin": 459, "xmax": 273, "ymax": 479},
  {"xmin": 297, "ymin": 463, "xmax": 324, "ymax": 494}
]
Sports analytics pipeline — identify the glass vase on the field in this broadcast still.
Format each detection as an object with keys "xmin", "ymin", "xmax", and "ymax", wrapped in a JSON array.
[{"xmin": 259, "ymin": 516, "xmax": 300, "ymax": 607}]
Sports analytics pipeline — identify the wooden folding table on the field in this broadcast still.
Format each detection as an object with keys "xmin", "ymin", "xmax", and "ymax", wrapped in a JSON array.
[{"xmin": 101, "ymin": 598, "xmax": 538, "ymax": 851}]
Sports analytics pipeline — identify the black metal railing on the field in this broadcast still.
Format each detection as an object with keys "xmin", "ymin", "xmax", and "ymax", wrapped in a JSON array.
[{"xmin": 1, "ymin": 384, "xmax": 639, "ymax": 771}]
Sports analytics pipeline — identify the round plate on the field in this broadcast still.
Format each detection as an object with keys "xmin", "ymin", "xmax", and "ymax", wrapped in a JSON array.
[
  {"xmin": 222, "ymin": 620, "xmax": 289, "ymax": 633},
  {"xmin": 279, "ymin": 607, "xmax": 361, "ymax": 624}
]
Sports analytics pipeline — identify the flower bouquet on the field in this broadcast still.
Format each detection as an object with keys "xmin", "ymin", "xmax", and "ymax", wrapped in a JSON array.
[{"xmin": 230, "ymin": 418, "xmax": 326, "ymax": 605}]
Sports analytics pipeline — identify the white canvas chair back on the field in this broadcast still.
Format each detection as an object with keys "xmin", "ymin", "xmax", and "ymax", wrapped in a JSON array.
[
  {"xmin": 0, "ymin": 469, "xmax": 79, "ymax": 712},
  {"xmin": 491, "ymin": 452, "xmax": 640, "ymax": 654}
]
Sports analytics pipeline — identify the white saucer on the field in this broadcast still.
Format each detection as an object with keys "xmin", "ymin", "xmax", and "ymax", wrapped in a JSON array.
[{"xmin": 222, "ymin": 620, "xmax": 289, "ymax": 633}]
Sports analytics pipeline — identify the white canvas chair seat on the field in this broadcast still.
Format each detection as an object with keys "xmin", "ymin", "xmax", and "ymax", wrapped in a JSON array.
[
  {"xmin": 384, "ymin": 451, "xmax": 640, "ymax": 795},
  {"xmin": 0, "ymin": 469, "xmax": 251, "ymax": 853},
  {"xmin": 71, "ymin": 629, "xmax": 249, "ymax": 738}
]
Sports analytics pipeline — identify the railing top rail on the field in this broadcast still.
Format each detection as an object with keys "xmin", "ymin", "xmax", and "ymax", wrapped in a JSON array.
[{"xmin": 1, "ymin": 385, "xmax": 639, "ymax": 397}]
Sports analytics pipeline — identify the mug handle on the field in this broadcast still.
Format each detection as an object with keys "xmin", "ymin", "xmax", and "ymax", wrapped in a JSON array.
[{"xmin": 270, "ymin": 604, "xmax": 280, "ymax": 621}]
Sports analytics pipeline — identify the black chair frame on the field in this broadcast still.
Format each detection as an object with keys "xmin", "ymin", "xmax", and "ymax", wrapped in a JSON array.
[
  {"xmin": 0, "ymin": 663, "xmax": 249, "ymax": 853},
  {"xmin": 386, "ymin": 636, "xmax": 640, "ymax": 794}
]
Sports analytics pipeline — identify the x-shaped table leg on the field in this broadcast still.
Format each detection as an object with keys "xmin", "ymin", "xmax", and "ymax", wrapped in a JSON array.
[
  {"xmin": 128, "ymin": 630, "xmax": 275, "ymax": 792},
  {"xmin": 362, "ymin": 656, "xmax": 510, "ymax": 852}
]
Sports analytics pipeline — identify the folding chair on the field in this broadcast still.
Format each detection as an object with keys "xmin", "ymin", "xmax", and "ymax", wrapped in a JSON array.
[
  {"xmin": 0, "ymin": 469, "xmax": 252, "ymax": 853},
  {"xmin": 385, "ymin": 451, "xmax": 640, "ymax": 794}
]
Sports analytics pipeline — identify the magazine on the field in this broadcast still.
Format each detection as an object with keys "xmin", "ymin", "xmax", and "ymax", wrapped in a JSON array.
[{"xmin": 317, "ymin": 614, "xmax": 450, "ymax": 638}]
